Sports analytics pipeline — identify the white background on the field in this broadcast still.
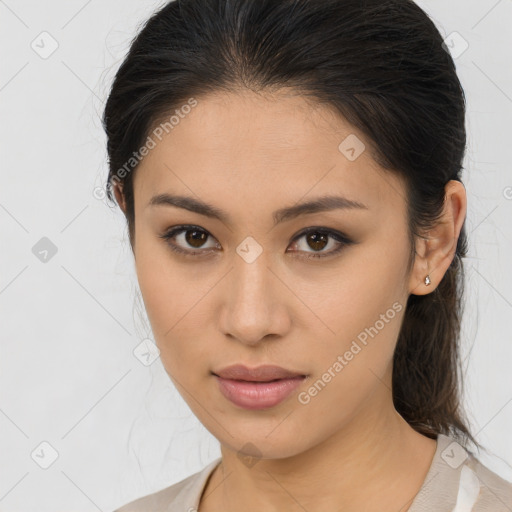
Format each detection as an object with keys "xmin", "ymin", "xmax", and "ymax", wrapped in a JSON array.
[{"xmin": 1, "ymin": 1, "xmax": 511, "ymax": 510}]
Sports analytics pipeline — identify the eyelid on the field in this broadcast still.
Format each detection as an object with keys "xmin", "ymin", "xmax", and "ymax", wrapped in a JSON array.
[{"xmin": 159, "ymin": 224, "xmax": 353, "ymax": 259}]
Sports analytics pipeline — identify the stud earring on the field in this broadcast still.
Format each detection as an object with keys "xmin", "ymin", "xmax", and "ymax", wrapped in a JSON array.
[{"xmin": 424, "ymin": 275, "xmax": 431, "ymax": 286}]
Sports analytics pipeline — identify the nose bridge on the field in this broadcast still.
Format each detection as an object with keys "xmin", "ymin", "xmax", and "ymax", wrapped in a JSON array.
[
  {"xmin": 220, "ymin": 238, "xmax": 289, "ymax": 344},
  {"xmin": 233, "ymin": 234, "xmax": 273, "ymax": 293},
  {"xmin": 232, "ymin": 242, "xmax": 275, "ymax": 315}
]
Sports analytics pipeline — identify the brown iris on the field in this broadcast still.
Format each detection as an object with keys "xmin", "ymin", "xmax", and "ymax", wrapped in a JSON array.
[
  {"xmin": 306, "ymin": 232, "xmax": 329, "ymax": 251},
  {"xmin": 185, "ymin": 229, "xmax": 208, "ymax": 248}
]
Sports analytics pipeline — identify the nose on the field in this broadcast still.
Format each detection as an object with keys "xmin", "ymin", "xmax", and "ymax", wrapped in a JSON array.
[{"xmin": 218, "ymin": 249, "xmax": 291, "ymax": 346}]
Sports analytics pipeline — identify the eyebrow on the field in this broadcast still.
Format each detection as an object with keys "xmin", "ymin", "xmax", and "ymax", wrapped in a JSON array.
[{"xmin": 148, "ymin": 193, "xmax": 368, "ymax": 226}]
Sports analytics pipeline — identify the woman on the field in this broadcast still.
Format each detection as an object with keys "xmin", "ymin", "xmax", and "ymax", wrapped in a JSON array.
[{"xmin": 104, "ymin": 0, "xmax": 512, "ymax": 510}]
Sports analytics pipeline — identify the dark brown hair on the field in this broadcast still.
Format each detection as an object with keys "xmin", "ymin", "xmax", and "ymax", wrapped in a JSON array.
[{"xmin": 103, "ymin": 0, "xmax": 477, "ymax": 449}]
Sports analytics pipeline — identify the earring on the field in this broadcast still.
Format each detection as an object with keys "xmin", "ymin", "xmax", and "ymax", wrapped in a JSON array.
[{"xmin": 424, "ymin": 275, "xmax": 431, "ymax": 286}]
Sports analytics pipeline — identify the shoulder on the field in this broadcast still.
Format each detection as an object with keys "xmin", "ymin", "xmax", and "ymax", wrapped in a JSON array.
[
  {"xmin": 409, "ymin": 434, "xmax": 512, "ymax": 512},
  {"xmin": 437, "ymin": 434, "xmax": 512, "ymax": 511},
  {"xmin": 113, "ymin": 457, "xmax": 222, "ymax": 512},
  {"xmin": 466, "ymin": 454, "xmax": 512, "ymax": 511}
]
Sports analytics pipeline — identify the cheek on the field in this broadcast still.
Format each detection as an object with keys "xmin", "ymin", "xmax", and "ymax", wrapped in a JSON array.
[
  {"xmin": 306, "ymin": 237, "xmax": 409, "ymax": 382},
  {"xmin": 319, "ymin": 247, "xmax": 406, "ymax": 334},
  {"xmin": 135, "ymin": 254, "xmax": 173, "ymax": 334},
  {"xmin": 134, "ymin": 246, "xmax": 216, "ymax": 379},
  {"xmin": 134, "ymin": 230, "xmax": 186, "ymax": 331}
]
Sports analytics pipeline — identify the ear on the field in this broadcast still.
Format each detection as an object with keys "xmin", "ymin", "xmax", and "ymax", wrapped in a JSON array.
[
  {"xmin": 408, "ymin": 180, "xmax": 467, "ymax": 296},
  {"xmin": 113, "ymin": 181, "xmax": 127, "ymax": 215}
]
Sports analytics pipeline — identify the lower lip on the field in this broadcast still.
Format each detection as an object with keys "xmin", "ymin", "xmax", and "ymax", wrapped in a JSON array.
[{"xmin": 214, "ymin": 375, "xmax": 305, "ymax": 410}]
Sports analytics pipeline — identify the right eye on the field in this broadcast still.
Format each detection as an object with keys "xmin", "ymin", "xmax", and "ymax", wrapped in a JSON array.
[{"xmin": 159, "ymin": 225, "xmax": 220, "ymax": 257}]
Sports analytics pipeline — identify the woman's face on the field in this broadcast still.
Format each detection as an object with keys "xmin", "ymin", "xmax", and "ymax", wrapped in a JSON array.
[{"xmin": 130, "ymin": 89, "xmax": 420, "ymax": 459}]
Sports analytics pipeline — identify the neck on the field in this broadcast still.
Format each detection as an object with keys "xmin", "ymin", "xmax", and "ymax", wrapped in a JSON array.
[{"xmin": 200, "ymin": 391, "xmax": 437, "ymax": 512}]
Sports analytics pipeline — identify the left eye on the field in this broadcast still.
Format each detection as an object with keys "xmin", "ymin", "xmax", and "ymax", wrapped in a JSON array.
[
  {"xmin": 288, "ymin": 228, "xmax": 350, "ymax": 258},
  {"xmin": 159, "ymin": 225, "xmax": 353, "ymax": 259}
]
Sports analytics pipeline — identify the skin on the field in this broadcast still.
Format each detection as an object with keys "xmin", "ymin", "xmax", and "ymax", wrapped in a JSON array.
[{"xmin": 114, "ymin": 88, "xmax": 467, "ymax": 512}]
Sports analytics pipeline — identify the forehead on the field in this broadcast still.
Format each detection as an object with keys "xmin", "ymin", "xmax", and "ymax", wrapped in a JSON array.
[
  {"xmin": 134, "ymin": 89, "xmax": 406, "ymax": 218},
  {"xmin": 147, "ymin": 89, "xmax": 367, "ymax": 157}
]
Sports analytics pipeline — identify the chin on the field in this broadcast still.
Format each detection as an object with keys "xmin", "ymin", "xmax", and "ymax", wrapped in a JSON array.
[{"xmin": 205, "ymin": 416, "xmax": 317, "ymax": 461}]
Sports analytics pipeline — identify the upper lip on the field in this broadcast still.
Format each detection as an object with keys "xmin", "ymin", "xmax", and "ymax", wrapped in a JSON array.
[{"xmin": 213, "ymin": 364, "xmax": 306, "ymax": 382}]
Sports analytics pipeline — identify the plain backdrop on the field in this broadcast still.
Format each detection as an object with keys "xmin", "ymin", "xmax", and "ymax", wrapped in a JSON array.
[{"xmin": 1, "ymin": 1, "xmax": 511, "ymax": 510}]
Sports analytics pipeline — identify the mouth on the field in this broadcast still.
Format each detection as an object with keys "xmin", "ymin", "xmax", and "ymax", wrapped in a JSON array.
[
  {"xmin": 212, "ymin": 363, "xmax": 307, "ymax": 382},
  {"xmin": 212, "ymin": 364, "xmax": 308, "ymax": 410}
]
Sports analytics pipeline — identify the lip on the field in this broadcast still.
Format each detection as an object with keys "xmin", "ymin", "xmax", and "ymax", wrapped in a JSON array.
[
  {"xmin": 212, "ymin": 364, "xmax": 307, "ymax": 410},
  {"xmin": 213, "ymin": 364, "xmax": 306, "ymax": 381}
]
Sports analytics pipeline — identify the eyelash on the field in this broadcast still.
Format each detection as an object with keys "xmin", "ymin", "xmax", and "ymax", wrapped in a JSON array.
[{"xmin": 158, "ymin": 225, "xmax": 354, "ymax": 260}]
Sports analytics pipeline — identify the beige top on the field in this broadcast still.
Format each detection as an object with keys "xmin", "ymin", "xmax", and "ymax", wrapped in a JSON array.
[{"xmin": 114, "ymin": 434, "xmax": 512, "ymax": 511}]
